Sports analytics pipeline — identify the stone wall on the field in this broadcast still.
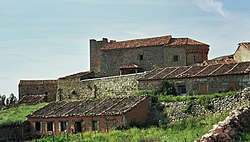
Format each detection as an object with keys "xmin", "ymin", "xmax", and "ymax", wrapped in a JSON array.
[
  {"xmin": 139, "ymin": 74, "xmax": 250, "ymax": 95},
  {"xmin": 162, "ymin": 87, "xmax": 250, "ymax": 122},
  {"xmin": 100, "ymin": 46, "xmax": 166, "ymax": 76},
  {"xmin": 0, "ymin": 121, "xmax": 32, "ymax": 141},
  {"xmin": 196, "ymin": 106, "xmax": 250, "ymax": 142},
  {"xmin": 57, "ymin": 73, "xmax": 146, "ymax": 100},
  {"xmin": 234, "ymin": 44, "xmax": 250, "ymax": 62},
  {"xmin": 19, "ymin": 80, "xmax": 58, "ymax": 102}
]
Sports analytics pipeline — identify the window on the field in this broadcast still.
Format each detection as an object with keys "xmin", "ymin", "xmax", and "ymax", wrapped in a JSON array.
[
  {"xmin": 47, "ymin": 121, "xmax": 53, "ymax": 131},
  {"xmin": 194, "ymin": 56, "xmax": 196, "ymax": 62},
  {"xmin": 139, "ymin": 54, "xmax": 143, "ymax": 61},
  {"xmin": 60, "ymin": 121, "xmax": 67, "ymax": 132},
  {"xmin": 92, "ymin": 120, "xmax": 99, "ymax": 131},
  {"xmin": 173, "ymin": 55, "xmax": 179, "ymax": 62},
  {"xmin": 75, "ymin": 121, "xmax": 83, "ymax": 133},
  {"xmin": 177, "ymin": 85, "xmax": 187, "ymax": 96},
  {"xmin": 35, "ymin": 122, "xmax": 41, "ymax": 131}
]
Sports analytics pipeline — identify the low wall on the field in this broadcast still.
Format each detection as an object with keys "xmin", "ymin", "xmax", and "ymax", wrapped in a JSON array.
[
  {"xmin": 0, "ymin": 121, "xmax": 32, "ymax": 141},
  {"xmin": 161, "ymin": 87, "xmax": 250, "ymax": 122},
  {"xmin": 196, "ymin": 106, "xmax": 250, "ymax": 142},
  {"xmin": 58, "ymin": 72, "xmax": 146, "ymax": 100}
]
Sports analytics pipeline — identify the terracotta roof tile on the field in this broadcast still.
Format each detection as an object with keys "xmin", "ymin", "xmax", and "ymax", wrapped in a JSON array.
[
  {"xmin": 139, "ymin": 62, "xmax": 250, "ymax": 81},
  {"xmin": 101, "ymin": 35, "xmax": 172, "ymax": 50},
  {"xmin": 166, "ymin": 38, "xmax": 209, "ymax": 46},
  {"xmin": 18, "ymin": 95, "xmax": 47, "ymax": 104},
  {"xmin": 59, "ymin": 71, "xmax": 94, "ymax": 80},
  {"xmin": 27, "ymin": 96, "xmax": 147, "ymax": 118},
  {"xmin": 101, "ymin": 35, "xmax": 209, "ymax": 50},
  {"xmin": 120, "ymin": 64, "xmax": 142, "ymax": 69}
]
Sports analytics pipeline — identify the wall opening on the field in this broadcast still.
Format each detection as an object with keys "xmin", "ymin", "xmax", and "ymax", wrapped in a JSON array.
[
  {"xmin": 177, "ymin": 85, "xmax": 187, "ymax": 96},
  {"xmin": 60, "ymin": 121, "xmax": 67, "ymax": 132},
  {"xmin": 75, "ymin": 121, "xmax": 83, "ymax": 133},
  {"xmin": 47, "ymin": 121, "xmax": 53, "ymax": 131},
  {"xmin": 35, "ymin": 122, "xmax": 41, "ymax": 131},
  {"xmin": 173, "ymin": 55, "xmax": 179, "ymax": 62},
  {"xmin": 92, "ymin": 120, "xmax": 99, "ymax": 131}
]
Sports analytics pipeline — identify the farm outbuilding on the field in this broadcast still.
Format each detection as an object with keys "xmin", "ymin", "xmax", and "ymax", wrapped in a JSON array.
[{"xmin": 27, "ymin": 96, "xmax": 150, "ymax": 136}]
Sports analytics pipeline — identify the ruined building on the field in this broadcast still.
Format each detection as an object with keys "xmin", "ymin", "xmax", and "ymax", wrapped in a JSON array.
[{"xmin": 90, "ymin": 35, "xmax": 209, "ymax": 76}]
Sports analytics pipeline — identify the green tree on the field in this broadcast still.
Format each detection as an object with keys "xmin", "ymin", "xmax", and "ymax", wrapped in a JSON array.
[
  {"xmin": 158, "ymin": 81, "xmax": 177, "ymax": 96},
  {"xmin": 0, "ymin": 95, "xmax": 6, "ymax": 106},
  {"xmin": 9, "ymin": 93, "xmax": 17, "ymax": 105}
]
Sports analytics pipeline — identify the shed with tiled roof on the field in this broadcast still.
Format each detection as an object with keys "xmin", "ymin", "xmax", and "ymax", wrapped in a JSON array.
[
  {"xmin": 27, "ymin": 96, "xmax": 150, "ymax": 136},
  {"xmin": 139, "ymin": 62, "xmax": 250, "ymax": 95}
]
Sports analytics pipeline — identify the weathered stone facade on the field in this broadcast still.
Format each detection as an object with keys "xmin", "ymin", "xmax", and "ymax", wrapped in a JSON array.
[
  {"xmin": 19, "ymin": 80, "xmax": 58, "ymax": 102},
  {"xmin": 90, "ymin": 35, "xmax": 209, "ymax": 77},
  {"xmin": 140, "ymin": 74, "xmax": 250, "ymax": 95},
  {"xmin": 139, "ymin": 62, "xmax": 250, "ymax": 95},
  {"xmin": 57, "ymin": 72, "xmax": 146, "ymax": 101},
  {"xmin": 234, "ymin": 42, "xmax": 250, "ymax": 62}
]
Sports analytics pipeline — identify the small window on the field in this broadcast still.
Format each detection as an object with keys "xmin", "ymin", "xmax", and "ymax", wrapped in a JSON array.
[
  {"xmin": 194, "ymin": 56, "xmax": 196, "ymax": 62},
  {"xmin": 75, "ymin": 121, "xmax": 83, "ymax": 133},
  {"xmin": 139, "ymin": 55, "xmax": 143, "ymax": 61},
  {"xmin": 35, "ymin": 122, "xmax": 41, "ymax": 131},
  {"xmin": 60, "ymin": 121, "xmax": 67, "ymax": 132},
  {"xmin": 178, "ymin": 85, "xmax": 187, "ymax": 96},
  {"xmin": 47, "ymin": 121, "xmax": 53, "ymax": 131},
  {"xmin": 173, "ymin": 55, "xmax": 179, "ymax": 62},
  {"xmin": 92, "ymin": 120, "xmax": 99, "ymax": 131}
]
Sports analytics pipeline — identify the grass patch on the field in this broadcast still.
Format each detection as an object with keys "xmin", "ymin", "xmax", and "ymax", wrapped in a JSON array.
[
  {"xmin": 0, "ymin": 103, "xmax": 48, "ymax": 125},
  {"xmin": 34, "ymin": 111, "xmax": 229, "ymax": 142},
  {"xmin": 132, "ymin": 90, "xmax": 239, "ymax": 102}
]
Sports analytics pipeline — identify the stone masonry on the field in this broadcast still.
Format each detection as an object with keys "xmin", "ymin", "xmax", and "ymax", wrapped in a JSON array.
[
  {"xmin": 90, "ymin": 35, "xmax": 209, "ymax": 77},
  {"xmin": 57, "ymin": 72, "xmax": 146, "ymax": 101}
]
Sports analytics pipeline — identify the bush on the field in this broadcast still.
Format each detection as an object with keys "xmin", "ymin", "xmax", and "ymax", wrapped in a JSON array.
[{"xmin": 158, "ymin": 81, "xmax": 177, "ymax": 96}]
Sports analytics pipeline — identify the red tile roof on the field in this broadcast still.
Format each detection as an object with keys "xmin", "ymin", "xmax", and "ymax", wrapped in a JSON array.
[
  {"xmin": 102, "ymin": 35, "xmax": 172, "ymax": 50},
  {"xmin": 120, "ymin": 64, "xmax": 142, "ymax": 69},
  {"xmin": 59, "ymin": 71, "xmax": 94, "ymax": 80},
  {"xmin": 240, "ymin": 42, "xmax": 250, "ymax": 51},
  {"xmin": 139, "ymin": 62, "xmax": 250, "ymax": 81},
  {"xmin": 18, "ymin": 95, "xmax": 47, "ymax": 105},
  {"xmin": 27, "ymin": 96, "xmax": 147, "ymax": 118},
  {"xmin": 166, "ymin": 38, "xmax": 209, "ymax": 46},
  {"xmin": 101, "ymin": 35, "xmax": 209, "ymax": 50}
]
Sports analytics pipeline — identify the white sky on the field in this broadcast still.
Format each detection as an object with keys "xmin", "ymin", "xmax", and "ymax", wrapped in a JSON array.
[{"xmin": 0, "ymin": 0, "xmax": 250, "ymax": 98}]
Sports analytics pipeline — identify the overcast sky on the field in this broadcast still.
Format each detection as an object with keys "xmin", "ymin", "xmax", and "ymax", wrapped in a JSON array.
[{"xmin": 0, "ymin": 0, "xmax": 249, "ymax": 98}]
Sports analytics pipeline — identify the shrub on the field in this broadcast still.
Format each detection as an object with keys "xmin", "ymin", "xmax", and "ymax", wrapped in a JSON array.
[{"xmin": 158, "ymin": 81, "xmax": 177, "ymax": 96}]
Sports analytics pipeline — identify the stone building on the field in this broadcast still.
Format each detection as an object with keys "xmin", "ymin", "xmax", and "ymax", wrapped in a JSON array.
[
  {"xmin": 19, "ymin": 80, "xmax": 58, "ymax": 102},
  {"xmin": 57, "ymin": 71, "xmax": 145, "ymax": 101},
  {"xmin": 27, "ymin": 96, "xmax": 150, "ymax": 136},
  {"xmin": 139, "ymin": 62, "xmax": 250, "ymax": 95},
  {"xmin": 90, "ymin": 35, "xmax": 209, "ymax": 76},
  {"xmin": 234, "ymin": 42, "xmax": 250, "ymax": 62}
]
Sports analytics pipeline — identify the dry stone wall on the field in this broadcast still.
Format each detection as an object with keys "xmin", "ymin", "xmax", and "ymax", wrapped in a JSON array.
[
  {"xmin": 57, "ymin": 73, "xmax": 146, "ymax": 100},
  {"xmin": 196, "ymin": 106, "xmax": 250, "ymax": 142},
  {"xmin": 162, "ymin": 87, "xmax": 250, "ymax": 122}
]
